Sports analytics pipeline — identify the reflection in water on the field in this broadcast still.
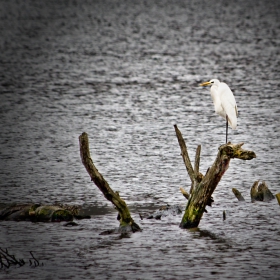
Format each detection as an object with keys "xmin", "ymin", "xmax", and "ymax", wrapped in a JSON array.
[
  {"xmin": 0, "ymin": 0, "xmax": 280, "ymax": 279},
  {"xmin": 193, "ymin": 228, "xmax": 227, "ymax": 242}
]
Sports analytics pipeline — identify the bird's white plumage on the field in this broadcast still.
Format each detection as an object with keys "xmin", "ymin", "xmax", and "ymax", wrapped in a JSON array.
[{"xmin": 201, "ymin": 79, "xmax": 238, "ymax": 130}]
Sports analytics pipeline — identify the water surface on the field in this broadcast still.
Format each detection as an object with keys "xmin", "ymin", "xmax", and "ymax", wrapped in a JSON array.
[{"xmin": 0, "ymin": 0, "xmax": 280, "ymax": 279}]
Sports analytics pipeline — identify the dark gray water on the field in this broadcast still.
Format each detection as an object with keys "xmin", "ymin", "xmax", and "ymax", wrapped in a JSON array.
[{"xmin": 1, "ymin": 0, "xmax": 280, "ymax": 279}]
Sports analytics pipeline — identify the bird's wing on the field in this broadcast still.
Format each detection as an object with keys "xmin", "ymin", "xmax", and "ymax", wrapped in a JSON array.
[
  {"xmin": 220, "ymin": 83, "xmax": 238, "ymax": 129},
  {"xmin": 220, "ymin": 83, "xmax": 237, "ymax": 109}
]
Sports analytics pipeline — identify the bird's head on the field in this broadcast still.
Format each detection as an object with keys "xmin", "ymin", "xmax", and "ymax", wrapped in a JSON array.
[{"xmin": 200, "ymin": 79, "xmax": 220, "ymax": 87}]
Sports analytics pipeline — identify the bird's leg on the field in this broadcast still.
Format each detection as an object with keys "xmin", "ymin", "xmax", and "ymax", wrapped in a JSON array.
[{"xmin": 226, "ymin": 115, "xmax": 228, "ymax": 144}]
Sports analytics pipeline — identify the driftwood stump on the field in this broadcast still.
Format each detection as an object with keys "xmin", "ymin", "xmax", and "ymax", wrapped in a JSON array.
[
  {"xmin": 79, "ymin": 132, "xmax": 141, "ymax": 232},
  {"xmin": 174, "ymin": 125, "xmax": 256, "ymax": 229},
  {"xmin": 250, "ymin": 180, "xmax": 275, "ymax": 202},
  {"xmin": 232, "ymin": 182, "xmax": 276, "ymax": 203}
]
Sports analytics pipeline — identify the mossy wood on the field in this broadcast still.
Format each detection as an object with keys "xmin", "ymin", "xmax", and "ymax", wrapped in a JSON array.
[
  {"xmin": 79, "ymin": 132, "xmax": 141, "ymax": 231},
  {"xmin": 0, "ymin": 204, "xmax": 74, "ymax": 222},
  {"xmin": 250, "ymin": 180, "xmax": 275, "ymax": 202},
  {"xmin": 174, "ymin": 125, "xmax": 256, "ymax": 229}
]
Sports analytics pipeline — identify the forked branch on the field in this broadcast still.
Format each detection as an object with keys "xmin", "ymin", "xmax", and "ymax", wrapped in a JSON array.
[{"xmin": 174, "ymin": 125, "xmax": 256, "ymax": 229}]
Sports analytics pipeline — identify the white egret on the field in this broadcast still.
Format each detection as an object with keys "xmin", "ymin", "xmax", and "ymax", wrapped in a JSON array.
[{"xmin": 200, "ymin": 79, "xmax": 238, "ymax": 143}]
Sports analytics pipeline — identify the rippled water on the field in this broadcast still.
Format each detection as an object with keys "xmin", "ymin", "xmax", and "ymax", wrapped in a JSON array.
[{"xmin": 1, "ymin": 0, "xmax": 280, "ymax": 279}]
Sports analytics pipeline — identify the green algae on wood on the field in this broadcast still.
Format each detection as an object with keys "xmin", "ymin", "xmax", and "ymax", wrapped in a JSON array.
[
  {"xmin": 174, "ymin": 125, "xmax": 256, "ymax": 229},
  {"xmin": 34, "ymin": 206, "xmax": 73, "ymax": 222},
  {"xmin": 0, "ymin": 204, "xmax": 74, "ymax": 222}
]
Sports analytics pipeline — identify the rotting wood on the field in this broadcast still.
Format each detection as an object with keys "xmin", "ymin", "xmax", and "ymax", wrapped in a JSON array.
[
  {"xmin": 233, "ymin": 181, "xmax": 276, "ymax": 203},
  {"xmin": 232, "ymin": 188, "xmax": 245, "ymax": 201},
  {"xmin": 0, "ymin": 203, "xmax": 85, "ymax": 222},
  {"xmin": 180, "ymin": 186, "xmax": 210, "ymax": 213},
  {"xmin": 194, "ymin": 145, "xmax": 201, "ymax": 177},
  {"xmin": 180, "ymin": 187, "xmax": 189, "ymax": 200},
  {"xmin": 190, "ymin": 145, "xmax": 203, "ymax": 195},
  {"xmin": 174, "ymin": 124, "xmax": 256, "ymax": 229},
  {"xmin": 250, "ymin": 180, "xmax": 261, "ymax": 202},
  {"xmin": 79, "ymin": 132, "xmax": 141, "ymax": 232},
  {"xmin": 250, "ymin": 180, "xmax": 275, "ymax": 202},
  {"xmin": 174, "ymin": 125, "xmax": 196, "ymax": 186},
  {"xmin": 276, "ymin": 193, "xmax": 280, "ymax": 205},
  {"xmin": 258, "ymin": 181, "xmax": 275, "ymax": 202}
]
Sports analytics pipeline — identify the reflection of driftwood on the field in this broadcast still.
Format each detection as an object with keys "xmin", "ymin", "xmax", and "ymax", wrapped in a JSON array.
[
  {"xmin": 79, "ymin": 132, "xmax": 141, "ymax": 232},
  {"xmin": 250, "ymin": 181, "xmax": 275, "ymax": 202},
  {"xmin": 232, "ymin": 188, "xmax": 245, "ymax": 201},
  {"xmin": 174, "ymin": 125, "xmax": 256, "ymax": 229}
]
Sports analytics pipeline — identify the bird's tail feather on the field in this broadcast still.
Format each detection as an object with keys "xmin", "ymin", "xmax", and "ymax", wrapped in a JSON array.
[{"xmin": 228, "ymin": 117, "xmax": 237, "ymax": 130}]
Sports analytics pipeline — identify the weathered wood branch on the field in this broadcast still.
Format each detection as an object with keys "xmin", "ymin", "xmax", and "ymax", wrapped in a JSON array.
[
  {"xmin": 233, "ymin": 181, "xmax": 276, "ymax": 203},
  {"xmin": 276, "ymin": 193, "xmax": 280, "ymax": 205},
  {"xmin": 79, "ymin": 132, "xmax": 141, "ymax": 232},
  {"xmin": 190, "ymin": 145, "xmax": 203, "ymax": 194},
  {"xmin": 180, "ymin": 187, "xmax": 189, "ymax": 200},
  {"xmin": 194, "ymin": 145, "xmax": 201, "ymax": 177},
  {"xmin": 0, "ymin": 203, "xmax": 81, "ymax": 222},
  {"xmin": 232, "ymin": 188, "xmax": 245, "ymax": 201},
  {"xmin": 174, "ymin": 125, "xmax": 256, "ymax": 229},
  {"xmin": 174, "ymin": 125, "xmax": 196, "ymax": 185}
]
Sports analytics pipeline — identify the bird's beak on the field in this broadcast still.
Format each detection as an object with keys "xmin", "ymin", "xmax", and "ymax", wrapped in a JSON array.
[{"xmin": 200, "ymin": 81, "xmax": 211, "ymax": 86}]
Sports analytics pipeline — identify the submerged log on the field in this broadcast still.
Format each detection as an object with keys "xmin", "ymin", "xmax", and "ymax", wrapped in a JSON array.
[
  {"xmin": 79, "ymin": 132, "xmax": 141, "ymax": 232},
  {"xmin": 33, "ymin": 206, "xmax": 73, "ymax": 222},
  {"xmin": 174, "ymin": 125, "xmax": 256, "ymax": 229},
  {"xmin": 232, "ymin": 188, "xmax": 245, "ymax": 201},
  {"xmin": 0, "ymin": 203, "xmax": 82, "ymax": 222},
  {"xmin": 1, "ymin": 204, "xmax": 38, "ymax": 221}
]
